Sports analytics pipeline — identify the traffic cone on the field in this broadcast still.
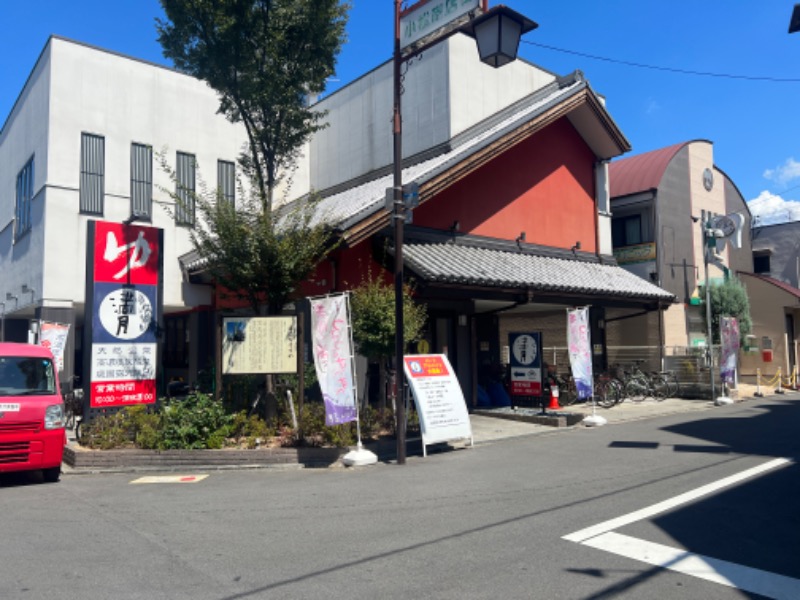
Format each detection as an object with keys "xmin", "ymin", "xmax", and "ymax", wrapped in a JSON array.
[{"xmin": 547, "ymin": 385, "xmax": 561, "ymax": 410}]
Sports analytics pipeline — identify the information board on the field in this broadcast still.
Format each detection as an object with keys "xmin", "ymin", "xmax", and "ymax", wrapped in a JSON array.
[
  {"xmin": 403, "ymin": 354, "xmax": 473, "ymax": 455},
  {"xmin": 222, "ymin": 317, "xmax": 297, "ymax": 374}
]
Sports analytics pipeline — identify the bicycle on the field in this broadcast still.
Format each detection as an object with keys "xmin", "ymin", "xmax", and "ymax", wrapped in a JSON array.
[
  {"xmin": 594, "ymin": 372, "xmax": 623, "ymax": 408},
  {"xmin": 63, "ymin": 386, "xmax": 85, "ymax": 439}
]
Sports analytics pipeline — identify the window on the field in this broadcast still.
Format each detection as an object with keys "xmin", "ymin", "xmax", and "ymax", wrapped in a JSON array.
[
  {"xmin": 131, "ymin": 143, "xmax": 153, "ymax": 219},
  {"xmin": 753, "ymin": 252, "xmax": 771, "ymax": 274},
  {"xmin": 218, "ymin": 160, "xmax": 235, "ymax": 205},
  {"xmin": 80, "ymin": 133, "xmax": 105, "ymax": 214},
  {"xmin": 175, "ymin": 152, "xmax": 196, "ymax": 225},
  {"xmin": 164, "ymin": 316, "xmax": 189, "ymax": 368},
  {"xmin": 15, "ymin": 156, "xmax": 34, "ymax": 239},
  {"xmin": 612, "ymin": 214, "xmax": 642, "ymax": 247}
]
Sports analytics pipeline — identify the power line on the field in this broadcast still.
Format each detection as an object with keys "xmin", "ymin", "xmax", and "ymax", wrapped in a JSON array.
[{"xmin": 523, "ymin": 40, "xmax": 800, "ymax": 83}]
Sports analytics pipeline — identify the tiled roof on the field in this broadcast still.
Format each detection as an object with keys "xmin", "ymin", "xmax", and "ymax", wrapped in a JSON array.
[
  {"xmin": 739, "ymin": 272, "xmax": 800, "ymax": 299},
  {"xmin": 403, "ymin": 241, "xmax": 675, "ymax": 301},
  {"xmin": 308, "ymin": 76, "xmax": 591, "ymax": 231},
  {"xmin": 609, "ymin": 141, "xmax": 690, "ymax": 198}
]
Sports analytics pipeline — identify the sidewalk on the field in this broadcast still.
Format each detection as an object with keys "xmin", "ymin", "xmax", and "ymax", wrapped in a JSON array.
[{"xmin": 62, "ymin": 385, "xmax": 796, "ymax": 473}]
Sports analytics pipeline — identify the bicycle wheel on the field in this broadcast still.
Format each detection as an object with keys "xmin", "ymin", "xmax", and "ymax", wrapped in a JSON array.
[
  {"xmin": 624, "ymin": 377, "xmax": 649, "ymax": 403},
  {"xmin": 558, "ymin": 378, "xmax": 578, "ymax": 406},
  {"xmin": 595, "ymin": 378, "xmax": 619, "ymax": 409},
  {"xmin": 665, "ymin": 372, "xmax": 680, "ymax": 398},
  {"xmin": 650, "ymin": 374, "xmax": 669, "ymax": 401}
]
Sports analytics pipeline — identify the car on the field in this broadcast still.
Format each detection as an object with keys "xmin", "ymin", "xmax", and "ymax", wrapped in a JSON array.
[{"xmin": 0, "ymin": 342, "xmax": 66, "ymax": 482}]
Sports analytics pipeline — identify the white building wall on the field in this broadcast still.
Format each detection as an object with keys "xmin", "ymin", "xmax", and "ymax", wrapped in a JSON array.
[
  {"xmin": 39, "ymin": 38, "xmax": 250, "ymax": 311},
  {"xmin": 307, "ymin": 35, "xmax": 557, "ymax": 194},
  {"xmin": 447, "ymin": 35, "xmax": 556, "ymax": 138},
  {"xmin": 0, "ymin": 42, "xmax": 52, "ymax": 314}
]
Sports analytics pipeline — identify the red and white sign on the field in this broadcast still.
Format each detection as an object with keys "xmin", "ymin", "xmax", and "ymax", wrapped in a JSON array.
[
  {"xmin": 403, "ymin": 354, "xmax": 473, "ymax": 454},
  {"xmin": 87, "ymin": 221, "xmax": 161, "ymax": 408}
]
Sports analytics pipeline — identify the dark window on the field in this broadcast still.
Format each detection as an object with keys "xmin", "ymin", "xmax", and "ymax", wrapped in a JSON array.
[
  {"xmin": 131, "ymin": 143, "xmax": 153, "ymax": 220},
  {"xmin": 612, "ymin": 215, "xmax": 642, "ymax": 247},
  {"xmin": 175, "ymin": 152, "xmax": 196, "ymax": 225},
  {"xmin": 15, "ymin": 156, "xmax": 34, "ymax": 240},
  {"xmin": 753, "ymin": 253, "xmax": 770, "ymax": 274},
  {"xmin": 80, "ymin": 133, "xmax": 105, "ymax": 214},
  {"xmin": 218, "ymin": 160, "xmax": 235, "ymax": 205},
  {"xmin": 164, "ymin": 316, "xmax": 189, "ymax": 368}
]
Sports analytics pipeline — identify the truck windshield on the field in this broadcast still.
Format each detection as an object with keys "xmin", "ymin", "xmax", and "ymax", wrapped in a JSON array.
[{"xmin": 0, "ymin": 356, "xmax": 57, "ymax": 396}]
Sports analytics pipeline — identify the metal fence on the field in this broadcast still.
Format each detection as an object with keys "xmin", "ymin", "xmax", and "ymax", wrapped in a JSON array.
[{"xmin": 542, "ymin": 345, "xmax": 724, "ymax": 399}]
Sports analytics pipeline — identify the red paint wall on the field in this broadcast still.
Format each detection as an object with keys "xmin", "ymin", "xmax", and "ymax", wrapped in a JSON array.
[{"xmin": 414, "ymin": 118, "xmax": 597, "ymax": 251}]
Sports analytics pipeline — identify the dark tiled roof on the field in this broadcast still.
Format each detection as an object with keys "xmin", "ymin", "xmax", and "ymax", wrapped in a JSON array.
[
  {"xmin": 403, "ymin": 241, "xmax": 675, "ymax": 301},
  {"xmin": 609, "ymin": 141, "xmax": 689, "ymax": 198}
]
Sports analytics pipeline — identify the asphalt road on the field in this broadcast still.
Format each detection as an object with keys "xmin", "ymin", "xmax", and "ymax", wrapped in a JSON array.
[{"xmin": 2, "ymin": 395, "xmax": 798, "ymax": 600}]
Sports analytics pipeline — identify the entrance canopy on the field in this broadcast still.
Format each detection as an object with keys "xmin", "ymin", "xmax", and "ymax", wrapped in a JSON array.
[{"xmin": 396, "ymin": 230, "xmax": 675, "ymax": 308}]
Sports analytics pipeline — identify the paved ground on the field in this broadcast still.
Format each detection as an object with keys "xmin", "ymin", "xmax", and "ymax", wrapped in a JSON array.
[{"xmin": 64, "ymin": 383, "xmax": 794, "ymax": 472}]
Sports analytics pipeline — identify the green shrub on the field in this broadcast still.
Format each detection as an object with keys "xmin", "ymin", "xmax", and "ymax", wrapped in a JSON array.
[{"xmin": 158, "ymin": 391, "xmax": 233, "ymax": 450}]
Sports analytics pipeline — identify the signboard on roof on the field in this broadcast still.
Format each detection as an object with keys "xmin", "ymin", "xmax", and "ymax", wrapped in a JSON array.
[{"xmin": 400, "ymin": 0, "xmax": 480, "ymax": 50}]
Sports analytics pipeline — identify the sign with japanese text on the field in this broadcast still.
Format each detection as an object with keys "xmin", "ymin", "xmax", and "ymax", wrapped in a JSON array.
[
  {"xmin": 403, "ymin": 354, "xmax": 472, "ymax": 450},
  {"xmin": 508, "ymin": 332, "xmax": 542, "ymax": 396},
  {"xmin": 86, "ymin": 221, "xmax": 162, "ymax": 408},
  {"xmin": 221, "ymin": 316, "xmax": 298, "ymax": 375},
  {"xmin": 400, "ymin": 0, "xmax": 480, "ymax": 50},
  {"xmin": 567, "ymin": 307, "xmax": 593, "ymax": 399},
  {"xmin": 310, "ymin": 295, "xmax": 357, "ymax": 426},
  {"xmin": 39, "ymin": 321, "xmax": 70, "ymax": 372}
]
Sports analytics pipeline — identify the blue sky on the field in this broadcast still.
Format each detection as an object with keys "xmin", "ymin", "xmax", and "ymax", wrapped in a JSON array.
[{"xmin": 2, "ymin": 1, "xmax": 799, "ymax": 225}]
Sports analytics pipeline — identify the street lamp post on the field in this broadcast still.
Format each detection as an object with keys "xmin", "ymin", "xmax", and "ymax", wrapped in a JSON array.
[
  {"xmin": 702, "ymin": 222, "xmax": 716, "ymax": 401},
  {"xmin": 392, "ymin": 1, "xmax": 536, "ymax": 464}
]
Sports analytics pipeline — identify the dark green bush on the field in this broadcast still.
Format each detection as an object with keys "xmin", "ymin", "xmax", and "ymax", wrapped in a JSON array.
[{"xmin": 78, "ymin": 394, "xmax": 404, "ymax": 450}]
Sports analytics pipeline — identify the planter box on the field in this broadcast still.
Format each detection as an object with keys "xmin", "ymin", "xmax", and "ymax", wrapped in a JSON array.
[{"xmin": 63, "ymin": 446, "xmax": 349, "ymax": 470}]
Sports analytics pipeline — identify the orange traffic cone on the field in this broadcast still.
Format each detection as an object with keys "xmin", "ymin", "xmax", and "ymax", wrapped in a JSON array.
[{"xmin": 547, "ymin": 385, "xmax": 561, "ymax": 410}]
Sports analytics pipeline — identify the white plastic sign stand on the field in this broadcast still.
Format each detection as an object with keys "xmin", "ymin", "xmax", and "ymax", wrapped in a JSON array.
[{"xmin": 403, "ymin": 354, "xmax": 473, "ymax": 456}]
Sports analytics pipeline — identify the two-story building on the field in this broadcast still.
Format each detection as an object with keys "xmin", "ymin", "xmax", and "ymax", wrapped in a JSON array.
[{"xmin": 2, "ymin": 34, "xmax": 674, "ymax": 408}]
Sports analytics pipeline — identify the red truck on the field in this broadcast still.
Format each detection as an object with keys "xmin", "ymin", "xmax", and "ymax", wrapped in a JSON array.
[{"xmin": 0, "ymin": 342, "xmax": 66, "ymax": 482}]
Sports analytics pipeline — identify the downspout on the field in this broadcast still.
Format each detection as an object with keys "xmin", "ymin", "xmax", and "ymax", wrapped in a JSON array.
[{"xmin": 653, "ymin": 193, "xmax": 665, "ymax": 370}]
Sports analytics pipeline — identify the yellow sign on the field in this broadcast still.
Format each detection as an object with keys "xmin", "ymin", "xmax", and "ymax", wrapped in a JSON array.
[{"xmin": 613, "ymin": 242, "xmax": 656, "ymax": 265}]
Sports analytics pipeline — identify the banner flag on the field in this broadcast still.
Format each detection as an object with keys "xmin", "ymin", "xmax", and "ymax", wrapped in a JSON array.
[
  {"xmin": 720, "ymin": 316, "xmax": 740, "ymax": 384},
  {"xmin": 567, "ymin": 307, "xmax": 593, "ymax": 399},
  {"xmin": 309, "ymin": 294, "xmax": 357, "ymax": 426},
  {"xmin": 39, "ymin": 321, "xmax": 70, "ymax": 373}
]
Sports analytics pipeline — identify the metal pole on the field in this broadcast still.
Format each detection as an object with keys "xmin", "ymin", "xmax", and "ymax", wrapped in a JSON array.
[
  {"xmin": 393, "ymin": 0, "xmax": 406, "ymax": 465},
  {"xmin": 703, "ymin": 224, "xmax": 716, "ymax": 400}
]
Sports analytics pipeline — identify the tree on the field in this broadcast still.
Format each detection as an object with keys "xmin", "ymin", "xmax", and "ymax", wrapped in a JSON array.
[
  {"xmin": 156, "ymin": 1, "xmax": 350, "ymax": 415},
  {"xmin": 350, "ymin": 273, "xmax": 427, "ymax": 409},
  {"xmin": 157, "ymin": 0, "xmax": 350, "ymax": 214},
  {"xmin": 705, "ymin": 274, "xmax": 752, "ymax": 344}
]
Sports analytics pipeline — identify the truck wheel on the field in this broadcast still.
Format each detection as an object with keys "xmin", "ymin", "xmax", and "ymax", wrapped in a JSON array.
[{"xmin": 43, "ymin": 467, "xmax": 61, "ymax": 483}]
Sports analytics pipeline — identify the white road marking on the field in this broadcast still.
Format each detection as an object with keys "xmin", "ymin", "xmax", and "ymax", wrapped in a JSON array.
[
  {"xmin": 583, "ymin": 532, "xmax": 800, "ymax": 600},
  {"xmin": 564, "ymin": 457, "xmax": 791, "ymax": 543},
  {"xmin": 563, "ymin": 457, "xmax": 797, "ymax": 598},
  {"xmin": 130, "ymin": 474, "xmax": 209, "ymax": 484}
]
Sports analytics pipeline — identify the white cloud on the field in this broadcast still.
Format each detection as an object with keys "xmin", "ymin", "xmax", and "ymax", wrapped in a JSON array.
[
  {"xmin": 763, "ymin": 157, "xmax": 800, "ymax": 187},
  {"xmin": 748, "ymin": 190, "xmax": 800, "ymax": 226}
]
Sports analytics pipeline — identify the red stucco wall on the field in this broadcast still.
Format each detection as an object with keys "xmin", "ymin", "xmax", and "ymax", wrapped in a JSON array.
[{"xmin": 413, "ymin": 118, "xmax": 597, "ymax": 251}]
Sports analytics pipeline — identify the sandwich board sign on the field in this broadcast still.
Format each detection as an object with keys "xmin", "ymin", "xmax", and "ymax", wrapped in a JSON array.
[{"xmin": 403, "ymin": 354, "xmax": 473, "ymax": 456}]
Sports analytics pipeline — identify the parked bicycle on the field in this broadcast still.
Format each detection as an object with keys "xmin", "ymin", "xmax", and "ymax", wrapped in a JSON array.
[{"xmin": 63, "ymin": 379, "xmax": 84, "ymax": 438}]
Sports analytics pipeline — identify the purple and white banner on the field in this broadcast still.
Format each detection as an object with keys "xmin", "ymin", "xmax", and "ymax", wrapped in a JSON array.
[
  {"xmin": 567, "ymin": 307, "xmax": 593, "ymax": 399},
  {"xmin": 309, "ymin": 294, "xmax": 357, "ymax": 426},
  {"xmin": 720, "ymin": 316, "xmax": 740, "ymax": 384}
]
